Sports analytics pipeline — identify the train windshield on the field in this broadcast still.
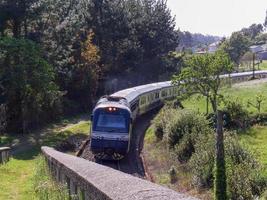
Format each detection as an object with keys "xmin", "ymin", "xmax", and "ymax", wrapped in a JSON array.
[{"xmin": 93, "ymin": 109, "xmax": 129, "ymax": 133}]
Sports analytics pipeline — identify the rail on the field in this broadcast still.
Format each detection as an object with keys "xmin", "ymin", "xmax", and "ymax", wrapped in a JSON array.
[
  {"xmin": 0, "ymin": 147, "xmax": 11, "ymax": 164},
  {"xmin": 42, "ymin": 146, "xmax": 198, "ymax": 200}
]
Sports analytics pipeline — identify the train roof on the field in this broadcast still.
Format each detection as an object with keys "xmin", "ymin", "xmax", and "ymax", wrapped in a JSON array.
[
  {"xmin": 111, "ymin": 81, "xmax": 172, "ymax": 103},
  {"xmin": 94, "ymin": 97, "xmax": 131, "ymax": 112},
  {"xmin": 110, "ymin": 70, "xmax": 267, "ymax": 104}
]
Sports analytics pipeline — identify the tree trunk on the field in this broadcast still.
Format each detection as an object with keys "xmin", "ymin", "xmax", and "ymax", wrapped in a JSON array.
[{"xmin": 214, "ymin": 110, "xmax": 227, "ymax": 200}]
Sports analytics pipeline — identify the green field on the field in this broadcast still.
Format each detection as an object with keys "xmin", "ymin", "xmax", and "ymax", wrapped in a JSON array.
[
  {"xmin": 239, "ymin": 126, "xmax": 267, "ymax": 175},
  {"xmin": 260, "ymin": 60, "xmax": 267, "ymax": 70},
  {"xmin": 0, "ymin": 119, "xmax": 90, "ymax": 200},
  {"xmin": 183, "ymin": 81, "xmax": 267, "ymax": 114}
]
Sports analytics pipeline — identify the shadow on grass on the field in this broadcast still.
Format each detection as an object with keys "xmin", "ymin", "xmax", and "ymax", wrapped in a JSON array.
[{"xmin": 12, "ymin": 145, "xmax": 41, "ymax": 160}]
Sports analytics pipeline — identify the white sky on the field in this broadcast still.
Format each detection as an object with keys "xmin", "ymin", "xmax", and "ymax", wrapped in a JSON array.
[{"xmin": 167, "ymin": 0, "xmax": 266, "ymax": 36}]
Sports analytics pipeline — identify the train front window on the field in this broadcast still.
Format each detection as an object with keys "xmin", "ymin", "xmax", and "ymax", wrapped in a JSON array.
[{"xmin": 94, "ymin": 113, "xmax": 128, "ymax": 132}]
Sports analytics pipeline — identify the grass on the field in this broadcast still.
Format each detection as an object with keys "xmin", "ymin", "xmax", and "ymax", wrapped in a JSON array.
[
  {"xmin": 239, "ymin": 126, "xmax": 267, "ymax": 176},
  {"xmin": 144, "ymin": 127, "xmax": 212, "ymax": 199},
  {"xmin": 0, "ymin": 117, "xmax": 90, "ymax": 200},
  {"xmin": 182, "ymin": 82, "xmax": 267, "ymax": 114},
  {"xmin": 33, "ymin": 156, "xmax": 69, "ymax": 200},
  {"xmin": 260, "ymin": 60, "xmax": 267, "ymax": 70},
  {"xmin": 144, "ymin": 80, "xmax": 267, "ymax": 199}
]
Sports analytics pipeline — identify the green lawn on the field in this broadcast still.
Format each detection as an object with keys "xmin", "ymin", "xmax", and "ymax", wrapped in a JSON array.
[
  {"xmin": 0, "ymin": 119, "xmax": 90, "ymax": 200},
  {"xmin": 183, "ymin": 82, "xmax": 267, "ymax": 114},
  {"xmin": 260, "ymin": 60, "xmax": 267, "ymax": 70},
  {"xmin": 239, "ymin": 126, "xmax": 267, "ymax": 175}
]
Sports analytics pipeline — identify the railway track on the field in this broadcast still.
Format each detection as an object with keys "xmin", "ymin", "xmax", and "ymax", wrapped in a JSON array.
[{"xmin": 76, "ymin": 108, "xmax": 160, "ymax": 179}]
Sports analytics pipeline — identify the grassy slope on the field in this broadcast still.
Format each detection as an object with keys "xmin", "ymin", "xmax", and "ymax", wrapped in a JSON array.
[
  {"xmin": 144, "ymin": 81, "xmax": 267, "ymax": 199},
  {"xmin": 0, "ymin": 118, "xmax": 90, "ymax": 200},
  {"xmin": 144, "ymin": 128, "xmax": 212, "ymax": 199}
]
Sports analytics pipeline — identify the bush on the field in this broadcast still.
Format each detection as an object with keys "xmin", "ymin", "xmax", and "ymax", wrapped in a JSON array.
[
  {"xmin": 222, "ymin": 97, "xmax": 249, "ymax": 129},
  {"xmin": 169, "ymin": 165, "xmax": 177, "ymax": 183},
  {"xmin": 189, "ymin": 132, "xmax": 267, "ymax": 199},
  {"xmin": 152, "ymin": 105, "xmax": 179, "ymax": 140},
  {"xmin": 189, "ymin": 133, "xmax": 215, "ymax": 188},
  {"xmin": 165, "ymin": 109, "xmax": 212, "ymax": 162}
]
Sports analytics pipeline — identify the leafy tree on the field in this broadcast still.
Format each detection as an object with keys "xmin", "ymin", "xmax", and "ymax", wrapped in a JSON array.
[
  {"xmin": 241, "ymin": 24, "xmax": 263, "ymax": 40},
  {"xmin": 220, "ymin": 32, "xmax": 250, "ymax": 66},
  {"xmin": 172, "ymin": 51, "xmax": 233, "ymax": 113},
  {"xmin": 0, "ymin": 37, "xmax": 63, "ymax": 133},
  {"xmin": 67, "ymin": 32, "xmax": 101, "ymax": 110}
]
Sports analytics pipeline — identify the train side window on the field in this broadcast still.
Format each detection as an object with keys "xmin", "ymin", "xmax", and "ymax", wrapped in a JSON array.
[
  {"xmin": 140, "ymin": 96, "xmax": 146, "ymax": 105},
  {"xmin": 155, "ymin": 92, "xmax": 159, "ymax": 99}
]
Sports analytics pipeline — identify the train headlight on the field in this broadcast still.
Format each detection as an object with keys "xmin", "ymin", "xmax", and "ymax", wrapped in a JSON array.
[{"xmin": 107, "ymin": 107, "xmax": 117, "ymax": 112}]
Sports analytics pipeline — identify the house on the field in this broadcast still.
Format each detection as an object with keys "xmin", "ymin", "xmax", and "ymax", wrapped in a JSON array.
[
  {"xmin": 249, "ymin": 44, "xmax": 267, "ymax": 60},
  {"xmin": 208, "ymin": 41, "xmax": 220, "ymax": 53}
]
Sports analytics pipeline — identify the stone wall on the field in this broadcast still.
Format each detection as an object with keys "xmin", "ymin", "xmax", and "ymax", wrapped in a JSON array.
[
  {"xmin": 42, "ymin": 147, "xmax": 198, "ymax": 200},
  {"xmin": 0, "ymin": 147, "xmax": 11, "ymax": 164}
]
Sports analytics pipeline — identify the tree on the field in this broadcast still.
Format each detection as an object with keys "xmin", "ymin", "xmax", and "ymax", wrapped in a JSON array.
[
  {"xmin": 68, "ymin": 32, "xmax": 101, "ymax": 110},
  {"xmin": 0, "ymin": 37, "xmax": 63, "ymax": 133},
  {"xmin": 172, "ymin": 51, "xmax": 233, "ymax": 113},
  {"xmin": 220, "ymin": 32, "xmax": 250, "ymax": 66},
  {"xmin": 214, "ymin": 111, "xmax": 227, "ymax": 200},
  {"xmin": 241, "ymin": 24, "xmax": 263, "ymax": 39},
  {"xmin": 264, "ymin": 10, "xmax": 267, "ymax": 28}
]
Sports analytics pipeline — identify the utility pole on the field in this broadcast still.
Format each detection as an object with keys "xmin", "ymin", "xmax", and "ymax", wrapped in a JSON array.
[
  {"xmin": 252, "ymin": 53, "xmax": 255, "ymax": 79},
  {"xmin": 214, "ymin": 110, "xmax": 227, "ymax": 200}
]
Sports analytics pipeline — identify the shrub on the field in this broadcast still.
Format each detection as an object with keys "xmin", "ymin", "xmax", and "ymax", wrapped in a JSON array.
[
  {"xmin": 189, "ymin": 132, "xmax": 267, "ymax": 199},
  {"xmin": 165, "ymin": 109, "xmax": 212, "ymax": 162},
  {"xmin": 169, "ymin": 165, "xmax": 177, "ymax": 184},
  {"xmin": 222, "ymin": 97, "xmax": 249, "ymax": 129},
  {"xmin": 152, "ymin": 105, "xmax": 179, "ymax": 140},
  {"xmin": 189, "ymin": 133, "xmax": 215, "ymax": 188}
]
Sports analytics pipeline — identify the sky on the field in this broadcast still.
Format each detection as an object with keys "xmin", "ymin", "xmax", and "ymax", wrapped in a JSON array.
[{"xmin": 167, "ymin": 0, "xmax": 266, "ymax": 37}]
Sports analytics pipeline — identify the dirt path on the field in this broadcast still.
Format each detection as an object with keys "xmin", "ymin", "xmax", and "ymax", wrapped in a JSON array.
[{"xmin": 9, "ymin": 114, "xmax": 89, "ymax": 156}]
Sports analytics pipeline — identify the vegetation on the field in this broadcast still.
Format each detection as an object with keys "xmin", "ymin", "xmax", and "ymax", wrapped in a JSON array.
[
  {"xmin": 172, "ymin": 51, "xmax": 233, "ymax": 113},
  {"xmin": 33, "ymin": 156, "xmax": 69, "ymax": 200},
  {"xmin": 0, "ymin": 118, "xmax": 90, "ymax": 199},
  {"xmin": 182, "ymin": 82, "xmax": 267, "ymax": 115},
  {"xmin": 147, "ymin": 105, "xmax": 267, "ymax": 199},
  {"xmin": 0, "ymin": 0, "xmax": 179, "ymax": 134}
]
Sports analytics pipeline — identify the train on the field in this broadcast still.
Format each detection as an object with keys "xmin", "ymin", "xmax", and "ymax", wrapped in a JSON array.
[{"xmin": 89, "ymin": 70, "xmax": 267, "ymax": 160}]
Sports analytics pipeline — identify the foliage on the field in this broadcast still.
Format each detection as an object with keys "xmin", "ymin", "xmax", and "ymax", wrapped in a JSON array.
[
  {"xmin": 168, "ymin": 165, "xmax": 177, "ymax": 183},
  {"xmin": 220, "ymin": 32, "xmax": 250, "ymax": 66},
  {"xmin": 241, "ymin": 24, "xmax": 264, "ymax": 40},
  {"xmin": 189, "ymin": 132, "xmax": 267, "ymax": 199},
  {"xmin": 0, "ymin": 37, "xmax": 63, "ymax": 133},
  {"xmin": 172, "ymin": 50, "xmax": 233, "ymax": 112},
  {"xmin": 222, "ymin": 97, "xmax": 249, "ymax": 129},
  {"xmin": 248, "ymin": 93, "xmax": 266, "ymax": 113},
  {"xmin": 164, "ymin": 109, "xmax": 212, "ymax": 162},
  {"xmin": 152, "ymin": 105, "xmax": 179, "ymax": 140},
  {"xmin": 33, "ymin": 156, "xmax": 70, "ymax": 200}
]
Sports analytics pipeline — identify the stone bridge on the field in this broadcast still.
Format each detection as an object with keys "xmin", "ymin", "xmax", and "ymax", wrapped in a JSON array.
[{"xmin": 42, "ymin": 147, "xmax": 198, "ymax": 200}]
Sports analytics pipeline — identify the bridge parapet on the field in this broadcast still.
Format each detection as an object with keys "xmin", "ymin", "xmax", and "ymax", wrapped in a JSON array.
[
  {"xmin": 42, "ymin": 146, "xmax": 198, "ymax": 200},
  {"xmin": 0, "ymin": 147, "xmax": 11, "ymax": 164}
]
